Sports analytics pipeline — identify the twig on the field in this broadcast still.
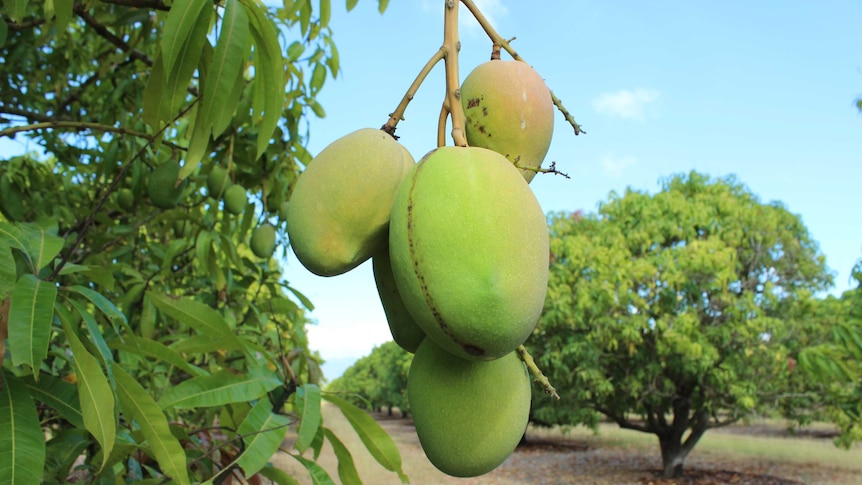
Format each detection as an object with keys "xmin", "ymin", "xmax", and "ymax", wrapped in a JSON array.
[
  {"xmin": 74, "ymin": 4, "xmax": 154, "ymax": 67},
  {"xmin": 381, "ymin": 47, "xmax": 446, "ymax": 138},
  {"xmin": 99, "ymin": 0, "xmax": 170, "ymax": 11},
  {"xmin": 516, "ymin": 345, "xmax": 560, "ymax": 400},
  {"xmin": 459, "ymin": 0, "xmax": 586, "ymax": 136},
  {"xmin": 437, "ymin": 101, "xmax": 449, "ymax": 148},
  {"xmin": 443, "ymin": 0, "xmax": 467, "ymax": 147}
]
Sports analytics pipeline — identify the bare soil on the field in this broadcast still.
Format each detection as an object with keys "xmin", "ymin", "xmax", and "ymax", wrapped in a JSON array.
[{"xmin": 274, "ymin": 406, "xmax": 861, "ymax": 485}]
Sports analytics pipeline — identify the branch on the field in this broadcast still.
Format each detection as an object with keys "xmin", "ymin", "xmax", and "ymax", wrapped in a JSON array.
[
  {"xmin": 459, "ymin": 0, "xmax": 586, "ymax": 136},
  {"xmin": 443, "ymin": 0, "xmax": 467, "ymax": 147},
  {"xmin": 3, "ymin": 18, "xmax": 46, "ymax": 30},
  {"xmin": 74, "ymin": 4, "xmax": 153, "ymax": 67},
  {"xmin": 381, "ymin": 47, "xmax": 446, "ymax": 137},
  {"xmin": 594, "ymin": 405, "xmax": 652, "ymax": 433},
  {"xmin": 0, "ymin": 120, "xmax": 150, "ymax": 140},
  {"xmin": 99, "ymin": 0, "xmax": 170, "ymax": 10},
  {"xmin": 0, "ymin": 106, "xmax": 53, "ymax": 124},
  {"xmin": 516, "ymin": 345, "xmax": 560, "ymax": 400}
]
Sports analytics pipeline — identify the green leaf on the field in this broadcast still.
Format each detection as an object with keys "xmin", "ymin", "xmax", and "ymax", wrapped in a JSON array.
[
  {"xmin": 245, "ymin": 0, "xmax": 286, "ymax": 159},
  {"xmin": 285, "ymin": 284, "xmax": 315, "ymax": 311},
  {"xmin": 233, "ymin": 399, "xmax": 290, "ymax": 476},
  {"xmin": 324, "ymin": 427, "xmax": 362, "ymax": 485},
  {"xmin": 257, "ymin": 464, "xmax": 301, "ymax": 485},
  {"xmin": 157, "ymin": 367, "xmax": 282, "ymax": 410},
  {"xmin": 67, "ymin": 299, "xmax": 115, "ymax": 373},
  {"xmin": 294, "ymin": 383, "xmax": 321, "ymax": 453},
  {"xmin": 286, "ymin": 41, "xmax": 305, "ymax": 62},
  {"xmin": 23, "ymin": 374, "xmax": 84, "ymax": 428},
  {"xmin": 0, "ymin": 244, "xmax": 15, "ymax": 299},
  {"xmin": 6, "ymin": 0, "xmax": 28, "ymax": 22},
  {"xmin": 161, "ymin": 0, "xmax": 211, "ymax": 79},
  {"xmin": 0, "ymin": 371, "xmax": 45, "ymax": 485},
  {"xmin": 310, "ymin": 62, "xmax": 326, "ymax": 95},
  {"xmin": 60, "ymin": 315, "xmax": 116, "ymax": 470},
  {"xmin": 308, "ymin": 98, "xmax": 326, "ymax": 118},
  {"xmin": 345, "ymin": 0, "xmax": 358, "ymax": 12},
  {"xmin": 44, "ymin": 429, "xmax": 90, "ymax": 483},
  {"xmin": 113, "ymin": 364, "xmax": 191, "ymax": 485},
  {"xmin": 67, "ymin": 285, "xmax": 130, "ymax": 339},
  {"xmin": 0, "ymin": 20, "xmax": 6, "ymax": 51},
  {"xmin": 110, "ymin": 335, "xmax": 207, "ymax": 377},
  {"xmin": 323, "ymin": 394, "xmax": 407, "ymax": 482},
  {"xmin": 8, "ymin": 274, "xmax": 56, "ymax": 372},
  {"xmin": 54, "ymin": 0, "xmax": 73, "ymax": 31},
  {"xmin": 319, "ymin": 0, "xmax": 330, "ymax": 27},
  {"xmin": 19, "ymin": 223, "xmax": 64, "ymax": 273},
  {"xmin": 149, "ymin": 291, "xmax": 246, "ymax": 351},
  {"xmin": 291, "ymin": 454, "xmax": 337, "ymax": 485},
  {"xmin": 378, "ymin": 0, "xmax": 389, "ymax": 14},
  {"xmin": 201, "ymin": 0, "xmax": 249, "ymax": 142}
]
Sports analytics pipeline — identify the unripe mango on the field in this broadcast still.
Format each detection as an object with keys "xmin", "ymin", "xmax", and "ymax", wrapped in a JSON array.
[
  {"xmin": 287, "ymin": 128, "xmax": 415, "ymax": 277},
  {"xmin": 372, "ymin": 249, "xmax": 425, "ymax": 353},
  {"xmin": 389, "ymin": 146, "xmax": 549, "ymax": 361},
  {"xmin": 223, "ymin": 185, "xmax": 247, "ymax": 215},
  {"xmin": 461, "ymin": 60, "xmax": 554, "ymax": 183},
  {"xmin": 207, "ymin": 166, "xmax": 230, "ymax": 198},
  {"xmin": 408, "ymin": 339, "xmax": 530, "ymax": 478},
  {"xmin": 117, "ymin": 188, "xmax": 135, "ymax": 211},
  {"xmin": 250, "ymin": 223, "xmax": 277, "ymax": 258},
  {"xmin": 148, "ymin": 161, "xmax": 185, "ymax": 209}
]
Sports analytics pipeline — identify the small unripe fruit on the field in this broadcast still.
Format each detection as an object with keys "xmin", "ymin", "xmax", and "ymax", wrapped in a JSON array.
[
  {"xmin": 207, "ymin": 166, "xmax": 230, "ymax": 198},
  {"xmin": 461, "ymin": 60, "xmax": 554, "ymax": 183},
  {"xmin": 389, "ymin": 146, "xmax": 549, "ymax": 361},
  {"xmin": 223, "ymin": 185, "xmax": 247, "ymax": 215},
  {"xmin": 278, "ymin": 201, "xmax": 290, "ymax": 220},
  {"xmin": 117, "ymin": 188, "xmax": 135, "ymax": 211},
  {"xmin": 408, "ymin": 339, "xmax": 530, "ymax": 478},
  {"xmin": 148, "ymin": 161, "xmax": 185, "ymax": 209},
  {"xmin": 250, "ymin": 224, "xmax": 277, "ymax": 258},
  {"xmin": 287, "ymin": 128, "xmax": 415, "ymax": 276}
]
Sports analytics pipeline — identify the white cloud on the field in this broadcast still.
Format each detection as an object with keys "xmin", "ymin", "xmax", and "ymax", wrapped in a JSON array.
[
  {"xmin": 593, "ymin": 89, "xmax": 659, "ymax": 121},
  {"xmin": 601, "ymin": 154, "xmax": 637, "ymax": 177}
]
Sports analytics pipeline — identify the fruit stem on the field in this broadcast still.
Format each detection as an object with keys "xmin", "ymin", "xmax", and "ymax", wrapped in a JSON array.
[
  {"xmin": 459, "ymin": 0, "xmax": 587, "ymax": 136},
  {"xmin": 443, "ymin": 0, "xmax": 468, "ymax": 147},
  {"xmin": 381, "ymin": 47, "xmax": 447, "ymax": 137},
  {"xmin": 517, "ymin": 345, "xmax": 560, "ymax": 400},
  {"xmin": 437, "ymin": 102, "xmax": 450, "ymax": 147}
]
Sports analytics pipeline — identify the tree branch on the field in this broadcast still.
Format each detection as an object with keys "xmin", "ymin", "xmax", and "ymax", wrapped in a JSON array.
[
  {"xmin": 99, "ymin": 0, "xmax": 170, "ymax": 10},
  {"xmin": 74, "ymin": 4, "xmax": 154, "ymax": 67},
  {"xmin": 0, "ymin": 106, "xmax": 53, "ymax": 124},
  {"xmin": 594, "ymin": 405, "xmax": 652, "ymax": 433},
  {"xmin": 381, "ymin": 47, "xmax": 446, "ymax": 138}
]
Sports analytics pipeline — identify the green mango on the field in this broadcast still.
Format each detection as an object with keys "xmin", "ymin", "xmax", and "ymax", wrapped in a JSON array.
[
  {"xmin": 461, "ymin": 60, "xmax": 554, "ymax": 183},
  {"xmin": 286, "ymin": 128, "xmax": 415, "ymax": 276},
  {"xmin": 250, "ymin": 224, "xmax": 276, "ymax": 258},
  {"xmin": 147, "ymin": 161, "xmax": 186, "ymax": 209},
  {"xmin": 117, "ymin": 188, "xmax": 135, "ymax": 212},
  {"xmin": 207, "ymin": 166, "xmax": 230, "ymax": 198},
  {"xmin": 388, "ymin": 146, "xmax": 548, "ymax": 361},
  {"xmin": 408, "ymin": 339, "xmax": 530, "ymax": 478},
  {"xmin": 223, "ymin": 185, "xmax": 247, "ymax": 215},
  {"xmin": 372, "ymin": 249, "xmax": 425, "ymax": 353}
]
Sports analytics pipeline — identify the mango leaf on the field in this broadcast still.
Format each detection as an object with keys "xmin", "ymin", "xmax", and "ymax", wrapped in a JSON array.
[
  {"xmin": 6, "ymin": 0, "xmax": 28, "ymax": 22},
  {"xmin": 161, "ymin": 0, "xmax": 211, "ymax": 79},
  {"xmin": 233, "ymin": 398, "xmax": 290, "ymax": 476},
  {"xmin": 23, "ymin": 374, "xmax": 84, "ymax": 428},
  {"xmin": 8, "ymin": 274, "xmax": 56, "ymax": 372},
  {"xmin": 0, "ymin": 371, "xmax": 45, "ymax": 485},
  {"xmin": 60, "ymin": 315, "xmax": 116, "ymax": 470},
  {"xmin": 113, "ymin": 364, "xmax": 191, "ymax": 485},
  {"xmin": 323, "ymin": 394, "xmax": 407, "ymax": 483},
  {"xmin": 294, "ymin": 384, "xmax": 321, "ymax": 453},
  {"xmin": 345, "ymin": 0, "xmax": 358, "ymax": 12},
  {"xmin": 43, "ymin": 429, "xmax": 90, "ymax": 484},
  {"xmin": 310, "ymin": 62, "xmax": 326, "ymax": 95},
  {"xmin": 149, "ymin": 291, "xmax": 246, "ymax": 352},
  {"xmin": 245, "ymin": 0, "xmax": 286, "ymax": 159},
  {"xmin": 142, "ymin": 54, "xmax": 168, "ymax": 127},
  {"xmin": 0, "ymin": 18, "xmax": 6, "ymax": 47},
  {"xmin": 0, "ymin": 244, "xmax": 14, "ymax": 298},
  {"xmin": 200, "ymin": 0, "xmax": 249, "ymax": 141},
  {"xmin": 291, "ymin": 454, "xmax": 337, "ymax": 485},
  {"xmin": 54, "ymin": 0, "xmax": 73, "ymax": 31},
  {"xmin": 324, "ymin": 427, "xmax": 362, "ymax": 485},
  {"xmin": 19, "ymin": 222, "xmax": 64, "ymax": 273},
  {"xmin": 110, "ymin": 335, "xmax": 207, "ymax": 377},
  {"xmin": 67, "ymin": 299, "xmax": 115, "ymax": 373},
  {"xmin": 257, "ymin": 464, "xmax": 301, "ymax": 485},
  {"xmin": 68, "ymin": 285, "xmax": 130, "ymax": 336},
  {"xmin": 157, "ymin": 367, "xmax": 282, "ymax": 410},
  {"xmin": 378, "ymin": 0, "xmax": 389, "ymax": 14},
  {"xmin": 319, "ymin": 0, "xmax": 330, "ymax": 27}
]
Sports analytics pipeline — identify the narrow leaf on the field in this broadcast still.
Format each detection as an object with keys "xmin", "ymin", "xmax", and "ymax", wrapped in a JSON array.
[
  {"xmin": 246, "ymin": 0, "xmax": 286, "ymax": 159},
  {"xmin": 44, "ymin": 429, "xmax": 90, "ymax": 483},
  {"xmin": 7, "ymin": 0, "xmax": 28, "ymax": 22},
  {"xmin": 233, "ymin": 399, "xmax": 290, "ymax": 476},
  {"xmin": 0, "ymin": 371, "xmax": 46, "ymax": 485},
  {"xmin": 323, "ymin": 394, "xmax": 407, "ymax": 482},
  {"xmin": 378, "ymin": 0, "xmax": 389, "ymax": 14},
  {"xmin": 60, "ymin": 315, "xmax": 116, "ymax": 470},
  {"xmin": 319, "ymin": 0, "xmax": 330, "ymax": 27},
  {"xmin": 294, "ymin": 384, "xmax": 321, "ymax": 453},
  {"xmin": 143, "ymin": 54, "xmax": 169, "ymax": 127},
  {"xmin": 257, "ymin": 464, "xmax": 301, "ymax": 485},
  {"xmin": 23, "ymin": 374, "xmax": 84, "ymax": 428},
  {"xmin": 149, "ymin": 291, "xmax": 246, "ymax": 351},
  {"xmin": 324, "ymin": 427, "xmax": 362, "ymax": 485},
  {"xmin": 345, "ymin": 0, "xmax": 358, "ymax": 12},
  {"xmin": 20, "ymin": 221, "xmax": 64, "ymax": 272},
  {"xmin": 67, "ymin": 285, "xmax": 130, "ymax": 335},
  {"xmin": 67, "ymin": 299, "xmax": 115, "ymax": 373},
  {"xmin": 201, "ymin": 0, "xmax": 249, "ymax": 141},
  {"xmin": 113, "ymin": 364, "xmax": 190, "ymax": 485},
  {"xmin": 8, "ymin": 274, "xmax": 56, "ymax": 372},
  {"xmin": 157, "ymin": 367, "xmax": 281, "ymax": 410},
  {"xmin": 161, "ymin": 0, "xmax": 210, "ymax": 78},
  {"xmin": 110, "ymin": 335, "xmax": 207, "ymax": 377},
  {"xmin": 291, "ymin": 454, "xmax": 337, "ymax": 485},
  {"xmin": 54, "ymin": 0, "xmax": 73, "ymax": 31},
  {"xmin": 0, "ymin": 244, "xmax": 15, "ymax": 299}
]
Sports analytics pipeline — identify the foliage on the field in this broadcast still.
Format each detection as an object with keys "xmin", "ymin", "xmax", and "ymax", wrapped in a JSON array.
[
  {"xmin": 327, "ymin": 341, "xmax": 413, "ymax": 416},
  {"xmin": 0, "ymin": 0, "xmax": 408, "ymax": 483},
  {"xmin": 527, "ymin": 171, "xmax": 833, "ymax": 478}
]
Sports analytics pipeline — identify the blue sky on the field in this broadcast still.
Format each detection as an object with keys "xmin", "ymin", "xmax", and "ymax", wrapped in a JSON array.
[{"xmin": 287, "ymin": 0, "xmax": 862, "ymax": 379}]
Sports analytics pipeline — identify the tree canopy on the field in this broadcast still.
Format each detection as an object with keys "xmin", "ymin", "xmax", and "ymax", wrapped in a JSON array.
[
  {"xmin": 327, "ymin": 341, "xmax": 413, "ymax": 417},
  {"xmin": 528, "ymin": 171, "xmax": 833, "ymax": 478}
]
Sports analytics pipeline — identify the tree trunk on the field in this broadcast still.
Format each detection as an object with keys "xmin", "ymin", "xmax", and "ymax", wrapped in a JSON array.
[{"xmin": 659, "ymin": 436, "xmax": 686, "ymax": 478}]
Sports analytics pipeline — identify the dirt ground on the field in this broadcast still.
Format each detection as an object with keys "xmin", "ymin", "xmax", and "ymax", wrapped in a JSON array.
[{"xmin": 273, "ymin": 406, "xmax": 861, "ymax": 485}]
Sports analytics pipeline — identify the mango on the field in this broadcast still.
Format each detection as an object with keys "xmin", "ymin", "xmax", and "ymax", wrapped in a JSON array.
[
  {"xmin": 287, "ymin": 128, "xmax": 415, "ymax": 277},
  {"xmin": 148, "ymin": 161, "xmax": 185, "ymax": 209},
  {"xmin": 388, "ymin": 146, "xmax": 548, "ymax": 361},
  {"xmin": 372, "ymin": 249, "xmax": 425, "ymax": 353},
  {"xmin": 117, "ymin": 188, "xmax": 135, "ymax": 211},
  {"xmin": 461, "ymin": 60, "xmax": 554, "ymax": 183},
  {"xmin": 408, "ymin": 339, "xmax": 530, "ymax": 477},
  {"xmin": 251, "ymin": 224, "xmax": 277, "ymax": 258},
  {"xmin": 223, "ymin": 185, "xmax": 247, "ymax": 215},
  {"xmin": 207, "ymin": 166, "xmax": 230, "ymax": 198}
]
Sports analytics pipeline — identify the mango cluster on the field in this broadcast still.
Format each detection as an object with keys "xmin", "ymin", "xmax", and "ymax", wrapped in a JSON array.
[{"xmin": 286, "ymin": 60, "xmax": 554, "ymax": 478}]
